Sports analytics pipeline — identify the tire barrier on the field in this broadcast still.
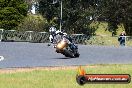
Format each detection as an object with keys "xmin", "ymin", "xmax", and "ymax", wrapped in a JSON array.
[
  {"xmin": 0, "ymin": 29, "xmax": 132, "ymax": 46},
  {"xmin": 0, "ymin": 29, "xmax": 90, "ymax": 44},
  {"xmin": 0, "ymin": 29, "xmax": 50, "ymax": 43},
  {"xmin": 69, "ymin": 34, "xmax": 90, "ymax": 44}
]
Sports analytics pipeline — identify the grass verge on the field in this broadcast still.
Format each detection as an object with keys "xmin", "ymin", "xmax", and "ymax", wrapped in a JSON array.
[
  {"xmin": 85, "ymin": 36, "xmax": 132, "ymax": 46},
  {"xmin": 87, "ymin": 22, "xmax": 132, "ymax": 46},
  {"xmin": 0, "ymin": 64, "xmax": 131, "ymax": 88}
]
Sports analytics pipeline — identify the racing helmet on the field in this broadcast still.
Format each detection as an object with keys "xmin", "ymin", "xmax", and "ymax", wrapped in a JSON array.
[{"xmin": 49, "ymin": 26, "xmax": 56, "ymax": 33}]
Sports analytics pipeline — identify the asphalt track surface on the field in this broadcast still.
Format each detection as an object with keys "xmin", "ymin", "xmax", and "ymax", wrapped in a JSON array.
[{"xmin": 0, "ymin": 42, "xmax": 132, "ymax": 68}]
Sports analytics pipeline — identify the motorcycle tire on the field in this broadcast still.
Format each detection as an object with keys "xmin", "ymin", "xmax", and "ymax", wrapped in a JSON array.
[
  {"xmin": 63, "ymin": 49, "xmax": 75, "ymax": 58},
  {"xmin": 74, "ymin": 53, "xmax": 80, "ymax": 57},
  {"xmin": 64, "ymin": 54, "xmax": 69, "ymax": 57}
]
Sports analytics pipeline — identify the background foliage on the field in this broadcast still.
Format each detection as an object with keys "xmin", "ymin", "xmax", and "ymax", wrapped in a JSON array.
[
  {"xmin": 1, "ymin": 0, "xmax": 132, "ymax": 35},
  {"xmin": 38, "ymin": 0, "xmax": 132, "ymax": 35},
  {"xmin": 16, "ymin": 14, "xmax": 48, "ymax": 32},
  {"xmin": 98, "ymin": 0, "xmax": 132, "ymax": 35},
  {"xmin": 0, "ymin": 0, "xmax": 28, "ymax": 30}
]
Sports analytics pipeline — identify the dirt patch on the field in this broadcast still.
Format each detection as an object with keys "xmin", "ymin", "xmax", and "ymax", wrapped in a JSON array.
[{"xmin": 0, "ymin": 65, "xmax": 97, "ymax": 74}]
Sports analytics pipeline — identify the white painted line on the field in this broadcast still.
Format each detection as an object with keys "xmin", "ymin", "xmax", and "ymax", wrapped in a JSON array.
[{"xmin": 0, "ymin": 56, "xmax": 4, "ymax": 61}]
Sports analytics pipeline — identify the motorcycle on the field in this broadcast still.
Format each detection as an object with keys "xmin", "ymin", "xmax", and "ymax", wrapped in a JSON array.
[{"xmin": 55, "ymin": 36, "xmax": 80, "ymax": 58}]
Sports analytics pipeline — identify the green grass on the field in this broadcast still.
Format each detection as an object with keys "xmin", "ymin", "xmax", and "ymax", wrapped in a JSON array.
[
  {"xmin": 90, "ymin": 21, "xmax": 124, "ymax": 36},
  {"xmin": 86, "ymin": 22, "xmax": 132, "ymax": 46},
  {"xmin": 85, "ymin": 36, "xmax": 119, "ymax": 46},
  {"xmin": 85, "ymin": 36, "xmax": 132, "ymax": 46},
  {"xmin": 0, "ymin": 64, "xmax": 131, "ymax": 88}
]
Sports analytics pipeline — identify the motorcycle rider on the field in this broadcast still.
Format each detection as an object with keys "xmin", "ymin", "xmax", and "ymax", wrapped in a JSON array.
[
  {"xmin": 49, "ymin": 27, "xmax": 77, "ymax": 51},
  {"xmin": 49, "ymin": 26, "xmax": 57, "ymax": 43}
]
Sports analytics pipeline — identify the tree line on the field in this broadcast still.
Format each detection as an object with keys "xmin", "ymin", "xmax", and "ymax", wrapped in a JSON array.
[{"xmin": 0, "ymin": 0, "xmax": 132, "ymax": 35}]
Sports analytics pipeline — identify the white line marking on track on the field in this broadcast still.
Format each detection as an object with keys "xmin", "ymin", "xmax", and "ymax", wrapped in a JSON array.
[{"xmin": 0, "ymin": 56, "xmax": 4, "ymax": 61}]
